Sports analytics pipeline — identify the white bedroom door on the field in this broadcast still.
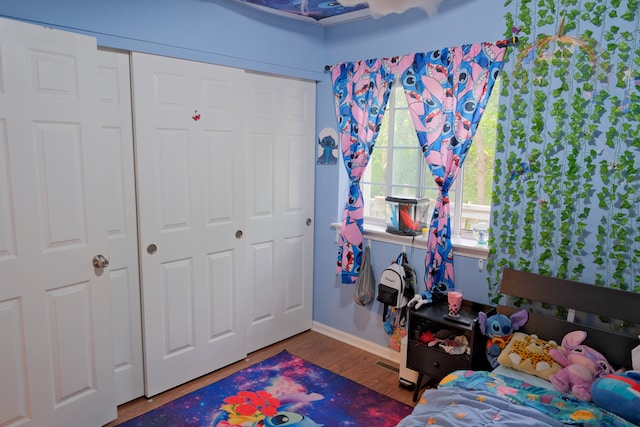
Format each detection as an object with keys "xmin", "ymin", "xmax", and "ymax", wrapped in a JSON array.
[
  {"xmin": 0, "ymin": 17, "xmax": 116, "ymax": 427},
  {"xmin": 243, "ymin": 72, "xmax": 315, "ymax": 352},
  {"xmin": 131, "ymin": 52, "xmax": 247, "ymax": 397}
]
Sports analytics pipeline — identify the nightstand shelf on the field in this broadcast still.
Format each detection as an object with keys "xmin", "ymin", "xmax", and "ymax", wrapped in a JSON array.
[{"xmin": 407, "ymin": 299, "xmax": 495, "ymax": 401}]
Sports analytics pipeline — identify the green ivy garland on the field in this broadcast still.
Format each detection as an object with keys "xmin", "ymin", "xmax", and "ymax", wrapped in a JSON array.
[{"xmin": 488, "ymin": 0, "xmax": 640, "ymax": 305}]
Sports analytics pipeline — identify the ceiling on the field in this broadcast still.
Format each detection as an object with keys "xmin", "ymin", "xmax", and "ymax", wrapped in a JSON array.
[
  {"xmin": 231, "ymin": 0, "xmax": 369, "ymax": 25},
  {"xmin": 229, "ymin": 0, "xmax": 468, "ymax": 27}
]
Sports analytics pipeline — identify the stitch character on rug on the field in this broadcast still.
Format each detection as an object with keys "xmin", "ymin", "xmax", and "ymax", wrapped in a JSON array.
[
  {"xmin": 478, "ymin": 309, "xmax": 528, "ymax": 368},
  {"xmin": 213, "ymin": 391, "xmax": 324, "ymax": 426}
]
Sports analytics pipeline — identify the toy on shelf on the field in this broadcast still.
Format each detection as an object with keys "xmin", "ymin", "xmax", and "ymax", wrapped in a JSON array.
[{"xmin": 408, "ymin": 292, "xmax": 429, "ymax": 310}]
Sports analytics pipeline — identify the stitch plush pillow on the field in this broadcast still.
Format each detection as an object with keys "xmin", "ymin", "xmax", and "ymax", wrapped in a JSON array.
[
  {"xmin": 497, "ymin": 332, "xmax": 562, "ymax": 380},
  {"xmin": 591, "ymin": 371, "xmax": 640, "ymax": 425}
]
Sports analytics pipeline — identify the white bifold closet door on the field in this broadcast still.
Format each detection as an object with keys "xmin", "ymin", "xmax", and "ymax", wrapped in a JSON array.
[
  {"xmin": 243, "ymin": 72, "xmax": 315, "ymax": 353},
  {"xmin": 131, "ymin": 52, "xmax": 248, "ymax": 397},
  {"xmin": 0, "ymin": 17, "xmax": 117, "ymax": 427},
  {"xmin": 96, "ymin": 48, "xmax": 144, "ymax": 406},
  {"xmin": 131, "ymin": 53, "xmax": 315, "ymax": 397}
]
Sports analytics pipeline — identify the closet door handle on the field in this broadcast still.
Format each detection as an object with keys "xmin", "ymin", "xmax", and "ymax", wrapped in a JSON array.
[
  {"xmin": 147, "ymin": 244, "xmax": 158, "ymax": 254},
  {"xmin": 235, "ymin": 230, "xmax": 243, "ymax": 239},
  {"xmin": 92, "ymin": 254, "xmax": 109, "ymax": 269},
  {"xmin": 306, "ymin": 218, "xmax": 312, "ymax": 226}
]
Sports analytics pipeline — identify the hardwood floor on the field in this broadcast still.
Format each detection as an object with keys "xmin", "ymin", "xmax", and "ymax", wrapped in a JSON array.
[{"xmin": 105, "ymin": 330, "xmax": 417, "ymax": 426}]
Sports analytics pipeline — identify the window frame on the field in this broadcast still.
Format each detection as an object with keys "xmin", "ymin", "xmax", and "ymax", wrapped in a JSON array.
[
  {"xmin": 362, "ymin": 78, "xmax": 474, "ymax": 241},
  {"xmin": 358, "ymin": 76, "xmax": 500, "ymax": 254}
]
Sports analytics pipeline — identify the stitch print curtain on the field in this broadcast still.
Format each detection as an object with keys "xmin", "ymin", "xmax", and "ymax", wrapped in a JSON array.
[
  {"xmin": 331, "ymin": 58, "xmax": 397, "ymax": 284},
  {"xmin": 398, "ymin": 41, "xmax": 508, "ymax": 301}
]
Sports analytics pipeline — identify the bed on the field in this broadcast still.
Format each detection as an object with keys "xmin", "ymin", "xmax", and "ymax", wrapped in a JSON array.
[{"xmin": 396, "ymin": 269, "xmax": 640, "ymax": 427}]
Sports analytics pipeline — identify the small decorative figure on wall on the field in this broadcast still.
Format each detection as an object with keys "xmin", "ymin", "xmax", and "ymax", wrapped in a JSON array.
[
  {"xmin": 317, "ymin": 127, "xmax": 339, "ymax": 165},
  {"xmin": 192, "ymin": 110, "xmax": 201, "ymax": 121}
]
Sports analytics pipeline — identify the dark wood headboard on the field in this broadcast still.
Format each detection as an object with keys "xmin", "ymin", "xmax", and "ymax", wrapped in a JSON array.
[{"xmin": 497, "ymin": 269, "xmax": 640, "ymax": 370}]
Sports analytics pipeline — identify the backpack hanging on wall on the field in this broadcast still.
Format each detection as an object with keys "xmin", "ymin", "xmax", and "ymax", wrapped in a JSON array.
[
  {"xmin": 376, "ymin": 261, "xmax": 406, "ymax": 309},
  {"xmin": 402, "ymin": 254, "xmax": 417, "ymax": 303},
  {"xmin": 377, "ymin": 252, "xmax": 416, "ymax": 328}
]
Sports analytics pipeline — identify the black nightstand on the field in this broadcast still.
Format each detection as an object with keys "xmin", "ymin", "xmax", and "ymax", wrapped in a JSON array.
[{"xmin": 407, "ymin": 299, "xmax": 495, "ymax": 401}]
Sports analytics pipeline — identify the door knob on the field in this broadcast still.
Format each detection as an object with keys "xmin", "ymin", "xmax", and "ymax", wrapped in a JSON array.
[
  {"xmin": 306, "ymin": 218, "xmax": 312, "ymax": 226},
  {"xmin": 235, "ymin": 230, "xmax": 243, "ymax": 239},
  {"xmin": 92, "ymin": 254, "xmax": 109, "ymax": 269}
]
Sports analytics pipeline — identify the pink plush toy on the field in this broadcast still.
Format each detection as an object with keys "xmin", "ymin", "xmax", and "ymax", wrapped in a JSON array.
[{"xmin": 548, "ymin": 330, "xmax": 614, "ymax": 401}]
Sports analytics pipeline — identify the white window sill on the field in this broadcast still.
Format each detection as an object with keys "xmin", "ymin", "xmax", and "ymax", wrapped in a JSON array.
[{"xmin": 331, "ymin": 222, "xmax": 489, "ymax": 259}]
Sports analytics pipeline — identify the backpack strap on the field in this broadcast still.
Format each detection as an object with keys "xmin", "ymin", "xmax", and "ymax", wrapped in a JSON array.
[
  {"xmin": 397, "ymin": 306, "xmax": 407, "ymax": 328},
  {"xmin": 401, "ymin": 255, "xmax": 416, "ymax": 301},
  {"xmin": 383, "ymin": 305, "xmax": 394, "ymax": 334}
]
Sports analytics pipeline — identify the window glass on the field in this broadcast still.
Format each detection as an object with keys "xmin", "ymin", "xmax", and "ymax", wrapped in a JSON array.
[
  {"xmin": 361, "ymin": 78, "xmax": 500, "ymax": 233},
  {"xmin": 393, "ymin": 108, "xmax": 416, "ymax": 147},
  {"xmin": 460, "ymin": 78, "xmax": 500, "ymax": 230}
]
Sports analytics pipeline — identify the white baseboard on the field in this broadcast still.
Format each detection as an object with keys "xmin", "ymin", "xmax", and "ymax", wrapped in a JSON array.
[{"xmin": 311, "ymin": 321, "xmax": 401, "ymax": 364}]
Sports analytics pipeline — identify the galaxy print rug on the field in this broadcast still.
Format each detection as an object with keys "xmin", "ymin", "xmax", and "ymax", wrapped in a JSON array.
[{"xmin": 117, "ymin": 350, "xmax": 412, "ymax": 427}]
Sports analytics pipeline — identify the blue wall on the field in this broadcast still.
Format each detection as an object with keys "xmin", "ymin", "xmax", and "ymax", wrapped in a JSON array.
[
  {"xmin": 0, "ymin": 0, "xmax": 326, "ymax": 80},
  {"xmin": 0, "ymin": 0, "xmax": 507, "ymax": 349}
]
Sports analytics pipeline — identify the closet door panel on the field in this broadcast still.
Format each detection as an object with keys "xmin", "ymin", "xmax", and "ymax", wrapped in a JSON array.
[
  {"xmin": 132, "ymin": 52, "xmax": 246, "ymax": 397},
  {"xmin": 244, "ymin": 73, "xmax": 315, "ymax": 353},
  {"xmin": 206, "ymin": 250, "xmax": 236, "ymax": 338},
  {"xmin": 251, "ymin": 134, "xmax": 275, "ymax": 215},
  {"xmin": 283, "ymin": 235, "xmax": 305, "ymax": 311},
  {"xmin": 204, "ymin": 131, "xmax": 234, "ymax": 222},
  {"xmin": 96, "ymin": 48, "xmax": 144, "ymax": 406},
  {"xmin": 250, "ymin": 241, "xmax": 275, "ymax": 323},
  {"xmin": 0, "ymin": 299, "xmax": 28, "ymax": 426}
]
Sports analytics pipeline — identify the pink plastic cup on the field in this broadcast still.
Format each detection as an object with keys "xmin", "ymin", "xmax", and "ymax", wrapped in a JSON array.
[{"xmin": 447, "ymin": 291, "xmax": 463, "ymax": 317}]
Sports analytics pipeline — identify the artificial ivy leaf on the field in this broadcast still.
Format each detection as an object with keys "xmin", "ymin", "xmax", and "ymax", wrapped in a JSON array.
[
  {"xmin": 613, "ymin": 243, "xmax": 628, "ymax": 253},
  {"xmin": 612, "ymin": 213, "xmax": 628, "ymax": 224},
  {"xmin": 539, "ymin": 249, "xmax": 552, "ymax": 262}
]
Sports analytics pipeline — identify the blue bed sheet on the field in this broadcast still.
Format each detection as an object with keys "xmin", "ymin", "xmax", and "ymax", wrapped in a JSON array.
[{"xmin": 395, "ymin": 370, "xmax": 635, "ymax": 427}]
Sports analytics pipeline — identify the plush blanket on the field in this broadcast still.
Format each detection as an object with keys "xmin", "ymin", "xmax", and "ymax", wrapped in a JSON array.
[{"xmin": 395, "ymin": 370, "xmax": 635, "ymax": 427}]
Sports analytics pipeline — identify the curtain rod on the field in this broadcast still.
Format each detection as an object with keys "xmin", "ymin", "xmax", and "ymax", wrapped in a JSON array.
[{"xmin": 324, "ymin": 36, "xmax": 520, "ymax": 71}]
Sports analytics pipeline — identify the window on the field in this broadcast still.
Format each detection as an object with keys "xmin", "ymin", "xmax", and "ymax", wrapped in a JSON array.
[{"xmin": 361, "ymin": 77, "xmax": 500, "ymax": 238}]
